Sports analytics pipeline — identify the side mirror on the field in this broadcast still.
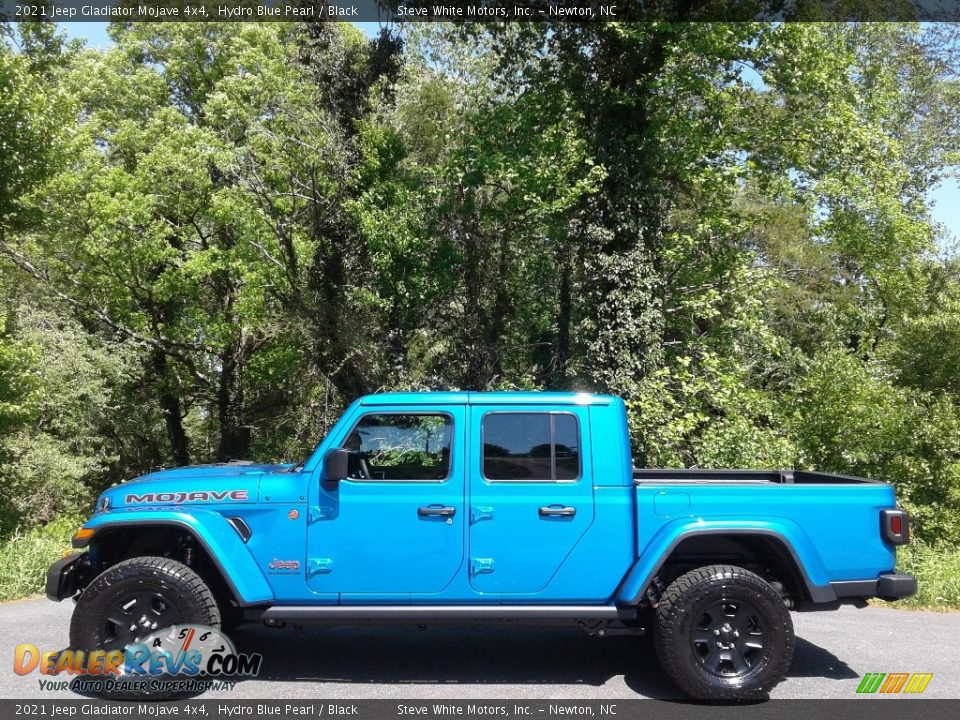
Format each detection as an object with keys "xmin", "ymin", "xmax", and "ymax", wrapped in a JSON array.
[{"xmin": 323, "ymin": 448, "xmax": 349, "ymax": 482}]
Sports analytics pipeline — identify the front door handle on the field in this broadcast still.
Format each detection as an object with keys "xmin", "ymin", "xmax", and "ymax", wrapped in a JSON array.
[
  {"xmin": 539, "ymin": 505, "xmax": 576, "ymax": 518},
  {"xmin": 418, "ymin": 505, "xmax": 457, "ymax": 518}
]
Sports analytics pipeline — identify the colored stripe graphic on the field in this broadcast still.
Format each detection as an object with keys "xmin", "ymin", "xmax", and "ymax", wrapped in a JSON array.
[
  {"xmin": 857, "ymin": 672, "xmax": 933, "ymax": 694},
  {"xmin": 857, "ymin": 673, "xmax": 886, "ymax": 694},
  {"xmin": 903, "ymin": 673, "xmax": 933, "ymax": 694},
  {"xmin": 880, "ymin": 673, "xmax": 909, "ymax": 693}
]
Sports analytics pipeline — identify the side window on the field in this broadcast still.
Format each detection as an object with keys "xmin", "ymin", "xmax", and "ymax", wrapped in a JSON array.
[
  {"xmin": 482, "ymin": 412, "xmax": 581, "ymax": 482},
  {"xmin": 342, "ymin": 414, "xmax": 453, "ymax": 481}
]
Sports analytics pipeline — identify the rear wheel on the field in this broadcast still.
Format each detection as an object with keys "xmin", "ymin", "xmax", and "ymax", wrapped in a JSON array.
[
  {"xmin": 653, "ymin": 564, "xmax": 794, "ymax": 700},
  {"xmin": 70, "ymin": 556, "xmax": 221, "ymax": 699}
]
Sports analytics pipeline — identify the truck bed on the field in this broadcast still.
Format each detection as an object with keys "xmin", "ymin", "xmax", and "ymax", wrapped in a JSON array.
[
  {"xmin": 632, "ymin": 468, "xmax": 882, "ymax": 484},
  {"xmin": 623, "ymin": 473, "xmax": 899, "ymax": 609}
]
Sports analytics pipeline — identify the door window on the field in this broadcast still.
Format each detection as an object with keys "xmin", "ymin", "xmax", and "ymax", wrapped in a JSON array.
[
  {"xmin": 481, "ymin": 412, "xmax": 581, "ymax": 482},
  {"xmin": 342, "ymin": 414, "xmax": 453, "ymax": 481}
]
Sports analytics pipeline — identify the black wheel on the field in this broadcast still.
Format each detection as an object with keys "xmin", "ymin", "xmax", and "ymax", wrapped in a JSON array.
[
  {"xmin": 653, "ymin": 564, "xmax": 794, "ymax": 701},
  {"xmin": 70, "ymin": 556, "xmax": 221, "ymax": 699}
]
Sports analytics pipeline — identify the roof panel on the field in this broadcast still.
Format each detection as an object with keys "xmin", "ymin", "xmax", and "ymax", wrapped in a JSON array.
[{"xmin": 358, "ymin": 391, "xmax": 614, "ymax": 406}]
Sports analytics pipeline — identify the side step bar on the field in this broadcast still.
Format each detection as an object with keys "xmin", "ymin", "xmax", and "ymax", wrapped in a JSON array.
[{"xmin": 259, "ymin": 605, "xmax": 624, "ymax": 624}]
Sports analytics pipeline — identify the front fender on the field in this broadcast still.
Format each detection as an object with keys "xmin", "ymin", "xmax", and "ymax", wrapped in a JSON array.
[
  {"xmin": 78, "ymin": 509, "xmax": 274, "ymax": 605},
  {"xmin": 615, "ymin": 518, "xmax": 836, "ymax": 606}
]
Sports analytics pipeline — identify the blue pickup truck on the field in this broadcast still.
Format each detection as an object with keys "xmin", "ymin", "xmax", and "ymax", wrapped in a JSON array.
[{"xmin": 48, "ymin": 392, "xmax": 915, "ymax": 699}]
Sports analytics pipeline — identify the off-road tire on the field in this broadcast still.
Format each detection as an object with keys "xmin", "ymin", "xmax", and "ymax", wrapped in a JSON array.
[
  {"xmin": 70, "ymin": 556, "xmax": 221, "ymax": 700},
  {"xmin": 653, "ymin": 564, "xmax": 794, "ymax": 701}
]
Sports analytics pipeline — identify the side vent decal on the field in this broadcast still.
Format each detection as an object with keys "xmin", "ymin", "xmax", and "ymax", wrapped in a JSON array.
[{"xmin": 226, "ymin": 516, "xmax": 252, "ymax": 542}]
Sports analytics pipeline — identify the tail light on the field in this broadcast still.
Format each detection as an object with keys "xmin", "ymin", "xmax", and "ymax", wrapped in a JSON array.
[{"xmin": 881, "ymin": 508, "xmax": 910, "ymax": 545}]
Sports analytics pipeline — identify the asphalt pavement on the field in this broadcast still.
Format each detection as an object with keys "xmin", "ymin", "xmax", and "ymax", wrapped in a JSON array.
[{"xmin": 1, "ymin": 596, "xmax": 957, "ymax": 700}]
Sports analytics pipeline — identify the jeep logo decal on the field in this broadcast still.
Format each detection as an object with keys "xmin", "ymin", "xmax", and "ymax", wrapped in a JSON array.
[{"xmin": 268, "ymin": 558, "xmax": 300, "ymax": 571}]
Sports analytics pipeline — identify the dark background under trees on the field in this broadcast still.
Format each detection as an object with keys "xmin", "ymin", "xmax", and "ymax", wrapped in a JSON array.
[{"xmin": 2, "ymin": 20, "xmax": 960, "ymax": 560}]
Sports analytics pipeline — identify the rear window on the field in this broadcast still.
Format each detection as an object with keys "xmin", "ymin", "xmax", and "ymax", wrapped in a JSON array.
[{"xmin": 482, "ymin": 412, "xmax": 580, "ymax": 482}]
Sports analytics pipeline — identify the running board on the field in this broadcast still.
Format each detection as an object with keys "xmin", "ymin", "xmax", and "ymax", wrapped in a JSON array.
[{"xmin": 259, "ymin": 605, "xmax": 624, "ymax": 624}]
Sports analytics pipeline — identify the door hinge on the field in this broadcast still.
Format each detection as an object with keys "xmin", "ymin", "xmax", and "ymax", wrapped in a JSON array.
[
  {"xmin": 470, "ymin": 557, "xmax": 495, "ymax": 576},
  {"xmin": 470, "ymin": 506, "xmax": 495, "ymax": 524},
  {"xmin": 308, "ymin": 506, "xmax": 328, "ymax": 523},
  {"xmin": 308, "ymin": 557, "xmax": 333, "ymax": 575}
]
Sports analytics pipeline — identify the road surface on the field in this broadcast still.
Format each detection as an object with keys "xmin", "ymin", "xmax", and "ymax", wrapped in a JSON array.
[{"xmin": 2, "ymin": 597, "xmax": 956, "ymax": 700}]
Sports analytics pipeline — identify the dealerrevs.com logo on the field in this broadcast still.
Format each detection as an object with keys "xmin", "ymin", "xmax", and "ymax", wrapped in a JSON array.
[{"xmin": 14, "ymin": 625, "xmax": 261, "ymax": 695}]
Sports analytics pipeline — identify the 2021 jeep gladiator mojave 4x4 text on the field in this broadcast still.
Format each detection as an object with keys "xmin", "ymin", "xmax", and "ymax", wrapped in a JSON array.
[{"xmin": 49, "ymin": 392, "xmax": 916, "ymax": 700}]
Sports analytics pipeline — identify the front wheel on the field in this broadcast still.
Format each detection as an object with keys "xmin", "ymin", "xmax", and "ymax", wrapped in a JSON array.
[
  {"xmin": 653, "ymin": 564, "xmax": 794, "ymax": 700},
  {"xmin": 70, "ymin": 556, "xmax": 221, "ymax": 699}
]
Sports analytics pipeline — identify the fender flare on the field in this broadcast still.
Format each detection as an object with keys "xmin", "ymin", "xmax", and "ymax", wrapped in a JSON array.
[
  {"xmin": 76, "ymin": 509, "xmax": 274, "ymax": 606},
  {"xmin": 615, "ymin": 520, "xmax": 837, "ymax": 606}
]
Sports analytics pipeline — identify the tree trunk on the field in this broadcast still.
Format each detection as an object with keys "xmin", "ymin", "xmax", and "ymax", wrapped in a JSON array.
[
  {"xmin": 459, "ymin": 182, "xmax": 498, "ymax": 390},
  {"xmin": 216, "ymin": 339, "xmax": 250, "ymax": 462},
  {"xmin": 152, "ymin": 351, "xmax": 190, "ymax": 466},
  {"xmin": 555, "ymin": 245, "xmax": 572, "ymax": 388},
  {"xmin": 574, "ymin": 29, "xmax": 673, "ymax": 394},
  {"xmin": 485, "ymin": 231, "xmax": 512, "ymax": 384},
  {"xmin": 462, "ymin": 226, "xmax": 489, "ymax": 389},
  {"xmin": 311, "ymin": 238, "xmax": 370, "ymax": 400}
]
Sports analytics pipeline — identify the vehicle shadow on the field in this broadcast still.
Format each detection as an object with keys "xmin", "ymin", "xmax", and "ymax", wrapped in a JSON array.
[
  {"xmin": 224, "ymin": 624, "xmax": 855, "ymax": 698},
  {"xmin": 788, "ymin": 637, "xmax": 858, "ymax": 679},
  {"xmin": 226, "ymin": 623, "xmax": 681, "ymax": 698}
]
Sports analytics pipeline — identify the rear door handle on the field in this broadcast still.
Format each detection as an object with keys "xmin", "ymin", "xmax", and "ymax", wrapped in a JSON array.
[
  {"xmin": 539, "ymin": 505, "xmax": 576, "ymax": 518},
  {"xmin": 418, "ymin": 505, "xmax": 457, "ymax": 518}
]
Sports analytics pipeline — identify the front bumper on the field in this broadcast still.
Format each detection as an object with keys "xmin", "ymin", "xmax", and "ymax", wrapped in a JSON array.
[
  {"xmin": 831, "ymin": 572, "xmax": 917, "ymax": 602},
  {"xmin": 46, "ymin": 552, "xmax": 93, "ymax": 601}
]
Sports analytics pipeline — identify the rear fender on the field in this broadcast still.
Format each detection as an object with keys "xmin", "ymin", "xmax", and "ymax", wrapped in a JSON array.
[
  {"xmin": 615, "ymin": 518, "xmax": 836, "ymax": 606},
  {"xmin": 77, "ymin": 509, "xmax": 274, "ymax": 605}
]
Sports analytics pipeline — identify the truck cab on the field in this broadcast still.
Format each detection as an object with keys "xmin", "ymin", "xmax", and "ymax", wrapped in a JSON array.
[{"xmin": 48, "ymin": 391, "xmax": 916, "ymax": 700}]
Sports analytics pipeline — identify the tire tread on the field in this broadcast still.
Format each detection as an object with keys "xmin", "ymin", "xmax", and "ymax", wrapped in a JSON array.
[
  {"xmin": 653, "ymin": 564, "xmax": 794, "ymax": 701},
  {"xmin": 69, "ymin": 555, "xmax": 220, "ymax": 700}
]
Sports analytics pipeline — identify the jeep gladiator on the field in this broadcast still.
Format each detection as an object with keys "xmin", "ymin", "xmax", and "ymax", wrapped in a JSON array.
[{"xmin": 48, "ymin": 392, "xmax": 916, "ymax": 699}]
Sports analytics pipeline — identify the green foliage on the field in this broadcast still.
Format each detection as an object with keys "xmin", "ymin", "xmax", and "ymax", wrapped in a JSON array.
[
  {"xmin": 0, "ymin": 307, "xmax": 140, "ymax": 528},
  {"xmin": 367, "ymin": 448, "xmax": 442, "ymax": 470},
  {"xmin": 789, "ymin": 349, "xmax": 960, "ymax": 543},
  {"xmin": 0, "ymin": 314, "xmax": 39, "ymax": 437},
  {"xmin": 0, "ymin": 516, "xmax": 80, "ymax": 602},
  {"xmin": 891, "ymin": 542, "xmax": 960, "ymax": 609},
  {"xmin": 0, "ymin": 41, "xmax": 48, "ymax": 239},
  {"xmin": 628, "ymin": 353, "xmax": 797, "ymax": 470},
  {"xmin": 1, "ymin": 21, "xmax": 960, "ymax": 603},
  {"xmin": 886, "ymin": 255, "xmax": 960, "ymax": 396}
]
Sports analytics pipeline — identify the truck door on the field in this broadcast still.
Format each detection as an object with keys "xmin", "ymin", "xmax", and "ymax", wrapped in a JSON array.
[
  {"xmin": 468, "ymin": 405, "xmax": 594, "ymax": 595},
  {"xmin": 306, "ymin": 405, "xmax": 465, "ymax": 596}
]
